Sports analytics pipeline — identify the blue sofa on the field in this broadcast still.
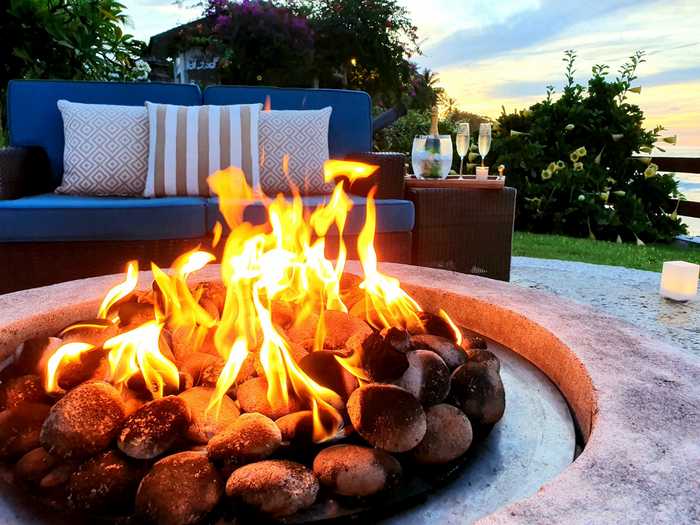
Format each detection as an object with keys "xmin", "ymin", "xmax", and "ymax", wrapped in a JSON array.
[{"xmin": 0, "ymin": 80, "xmax": 413, "ymax": 293}]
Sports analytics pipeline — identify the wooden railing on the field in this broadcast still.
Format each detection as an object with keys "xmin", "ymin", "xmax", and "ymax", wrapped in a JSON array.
[{"xmin": 653, "ymin": 157, "xmax": 700, "ymax": 219}]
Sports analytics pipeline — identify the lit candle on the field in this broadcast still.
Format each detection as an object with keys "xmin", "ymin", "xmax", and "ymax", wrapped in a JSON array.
[
  {"xmin": 660, "ymin": 261, "xmax": 699, "ymax": 302},
  {"xmin": 475, "ymin": 166, "xmax": 489, "ymax": 180}
]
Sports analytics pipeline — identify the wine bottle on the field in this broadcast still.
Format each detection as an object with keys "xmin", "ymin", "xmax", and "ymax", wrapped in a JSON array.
[{"xmin": 422, "ymin": 106, "xmax": 442, "ymax": 178}]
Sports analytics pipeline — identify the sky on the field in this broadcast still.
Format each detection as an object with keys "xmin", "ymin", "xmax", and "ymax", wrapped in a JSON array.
[{"xmin": 122, "ymin": 0, "xmax": 700, "ymax": 148}]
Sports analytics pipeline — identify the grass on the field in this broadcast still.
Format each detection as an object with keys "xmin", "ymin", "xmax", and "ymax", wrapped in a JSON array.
[{"xmin": 513, "ymin": 232, "xmax": 700, "ymax": 273}]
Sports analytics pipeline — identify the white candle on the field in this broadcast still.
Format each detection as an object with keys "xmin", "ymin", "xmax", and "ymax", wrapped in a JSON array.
[
  {"xmin": 660, "ymin": 261, "xmax": 699, "ymax": 301},
  {"xmin": 475, "ymin": 166, "xmax": 489, "ymax": 180}
]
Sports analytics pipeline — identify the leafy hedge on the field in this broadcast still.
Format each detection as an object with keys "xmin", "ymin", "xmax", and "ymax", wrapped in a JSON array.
[{"xmin": 490, "ymin": 51, "xmax": 685, "ymax": 243}]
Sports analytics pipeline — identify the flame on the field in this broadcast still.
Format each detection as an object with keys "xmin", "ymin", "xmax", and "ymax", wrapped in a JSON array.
[
  {"xmin": 355, "ymin": 188, "xmax": 423, "ymax": 330},
  {"xmin": 45, "ymin": 342, "xmax": 96, "ymax": 393},
  {"xmin": 323, "ymin": 159, "xmax": 378, "ymax": 184},
  {"xmin": 103, "ymin": 320, "xmax": 179, "ymax": 399},
  {"xmin": 264, "ymin": 95, "xmax": 271, "ymax": 112},
  {"xmin": 439, "ymin": 308, "xmax": 463, "ymax": 347},
  {"xmin": 97, "ymin": 261, "xmax": 138, "ymax": 320},
  {"xmin": 43, "ymin": 157, "xmax": 466, "ymax": 444},
  {"xmin": 152, "ymin": 249, "xmax": 217, "ymax": 355},
  {"xmin": 212, "ymin": 221, "xmax": 223, "ymax": 248}
]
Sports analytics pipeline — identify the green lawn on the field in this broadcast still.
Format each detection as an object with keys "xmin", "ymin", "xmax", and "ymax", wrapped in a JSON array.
[{"xmin": 513, "ymin": 232, "xmax": 700, "ymax": 272}]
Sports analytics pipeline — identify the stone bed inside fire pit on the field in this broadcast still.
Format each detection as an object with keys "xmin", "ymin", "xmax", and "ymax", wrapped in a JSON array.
[{"xmin": 0, "ymin": 263, "xmax": 698, "ymax": 524}]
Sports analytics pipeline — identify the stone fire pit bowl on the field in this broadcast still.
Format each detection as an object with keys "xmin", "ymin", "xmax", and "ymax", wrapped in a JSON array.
[{"xmin": 0, "ymin": 262, "xmax": 698, "ymax": 524}]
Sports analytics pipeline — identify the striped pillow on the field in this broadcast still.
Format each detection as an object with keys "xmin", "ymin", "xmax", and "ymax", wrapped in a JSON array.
[{"xmin": 144, "ymin": 102, "xmax": 261, "ymax": 197}]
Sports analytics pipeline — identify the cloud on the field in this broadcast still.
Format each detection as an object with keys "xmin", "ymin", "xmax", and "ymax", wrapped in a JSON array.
[{"xmin": 420, "ymin": 0, "xmax": 658, "ymax": 69}]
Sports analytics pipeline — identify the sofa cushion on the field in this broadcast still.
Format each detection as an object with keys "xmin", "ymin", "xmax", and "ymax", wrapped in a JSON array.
[
  {"xmin": 259, "ymin": 107, "xmax": 334, "ymax": 196},
  {"xmin": 206, "ymin": 196, "xmax": 415, "ymax": 235},
  {"xmin": 0, "ymin": 194, "xmax": 207, "ymax": 242},
  {"xmin": 203, "ymin": 86, "xmax": 371, "ymax": 159},
  {"xmin": 144, "ymin": 102, "xmax": 261, "ymax": 197},
  {"xmin": 55, "ymin": 100, "xmax": 149, "ymax": 196},
  {"xmin": 7, "ymin": 80, "xmax": 202, "ymax": 188}
]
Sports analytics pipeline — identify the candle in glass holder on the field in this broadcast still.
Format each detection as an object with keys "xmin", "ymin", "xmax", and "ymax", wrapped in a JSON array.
[
  {"xmin": 475, "ymin": 166, "xmax": 489, "ymax": 180},
  {"xmin": 660, "ymin": 261, "xmax": 699, "ymax": 301}
]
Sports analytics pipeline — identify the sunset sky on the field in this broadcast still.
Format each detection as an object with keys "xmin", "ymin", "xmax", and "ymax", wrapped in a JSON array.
[{"xmin": 123, "ymin": 0, "xmax": 700, "ymax": 148}]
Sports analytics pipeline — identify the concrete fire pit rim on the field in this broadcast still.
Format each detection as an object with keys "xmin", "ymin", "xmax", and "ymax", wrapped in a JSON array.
[{"xmin": 0, "ymin": 262, "xmax": 698, "ymax": 524}]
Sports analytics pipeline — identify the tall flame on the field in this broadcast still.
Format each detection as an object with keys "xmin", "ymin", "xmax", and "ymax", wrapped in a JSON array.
[{"xmin": 45, "ymin": 158, "xmax": 464, "ymax": 443}]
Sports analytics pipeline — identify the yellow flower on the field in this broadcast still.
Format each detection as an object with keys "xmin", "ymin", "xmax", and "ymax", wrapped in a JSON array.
[
  {"xmin": 599, "ymin": 191, "xmax": 609, "ymax": 203},
  {"xmin": 556, "ymin": 160, "xmax": 566, "ymax": 170},
  {"xmin": 350, "ymin": 57, "xmax": 357, "ymax": 67},
  {"xmin": 628, "ymin": 86, "xmax": 642, "ymax": 94},
  {"xmin": 541, "ymin": 169, "xmax": 552, "ymax": 180},
  {"xmin": 575, "ymin": 146, "xmax": 587, "ymax": 157},
  {"xmin": 662, "ymin": 135, "xmax": 677, "ymax": 145},
  {"xmin": 644, "ymin": 165, "xmax": 657, "ymax": 178},
  {"xmin": 570, "ymin": 151, "xmax": 580, "ymax": 162},
  {"xmin": 574, "ymin": 162, "xmax": 584, "ymax": 172},
  {"xmin": 548, "ymin": 162, "xmax": 558, "ymax": 172},
  {"xmin": 565, "ymin": 124, "xmax": 575, "ymax": 131}
]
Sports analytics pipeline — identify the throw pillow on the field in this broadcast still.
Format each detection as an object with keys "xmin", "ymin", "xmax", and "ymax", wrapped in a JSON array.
[
  {"xmin": 144, "ymin": 102, "xmax": 261, "ymax": 197},
  {"xmin": 55, "ymin": 100, "xmax": 148, "ymax": 196},
  {"xmin": 259, "ymin": 107, "xmax": 333, "ymax": 196}
]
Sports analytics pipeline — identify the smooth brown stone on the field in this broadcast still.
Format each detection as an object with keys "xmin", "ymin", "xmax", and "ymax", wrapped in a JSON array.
[
  {"xmin": 346, "ymin": 384, "xmax": 426, "ymax": 452},
  {"xmin": 313, "ymin": 444, "xmax": 401, "ymax": 497},
  {"xmin": 40, "ymin": 382, "xmax": 125, "ymax": 460},
  {"xmin": 136, "ymin": 451, "xmax": 222, "ymax": 525},
  {"xmin": 208, "ymin": 412, "xmax": 281, "ymax": 468},
  {"xmin": 178, "ymin": 386, "xmax": 239, "ymax": 443},
  {"xmin": 118, "ymin": 396, "xmax": 190, "ymax": 459},
  {"xmin": 69, "ymin": 450, "xmax": 145, "ymax": 512},
  {"xmin": 225, "ymin": 459, "xmax": 319, "ymax": 517},
  {"xmin": 411, "ymin": 404, "xmax": 473, "ymax": 464}
]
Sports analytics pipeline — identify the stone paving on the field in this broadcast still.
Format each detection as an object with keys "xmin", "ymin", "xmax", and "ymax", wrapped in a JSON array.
[{"xmin": 511, "ymin": 256, "xmax": 700, "ymax": 356}]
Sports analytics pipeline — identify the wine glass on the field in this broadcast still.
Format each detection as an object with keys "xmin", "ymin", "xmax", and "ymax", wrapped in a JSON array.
[
  {"xmin": 478, "ymin": 123, "xmax": 492, "ymax": 168},
  {"xmin": 455, "ymin": 122, "xmax": 470, "ymax": 179}
]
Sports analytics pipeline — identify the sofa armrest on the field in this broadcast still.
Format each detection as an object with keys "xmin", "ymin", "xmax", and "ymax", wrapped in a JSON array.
[
  {"xmin": 343, "ymin": 152, "xmax": 406, "ymax": 200},
  {"xmin": 0, "ymin": 147, "xmax": 50, "ymax": 199}
]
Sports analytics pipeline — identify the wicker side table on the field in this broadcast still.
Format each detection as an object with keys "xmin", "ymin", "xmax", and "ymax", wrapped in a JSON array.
[{"xmin": 406, "ymin": 180, "xmax": 516, "ymax": 281}]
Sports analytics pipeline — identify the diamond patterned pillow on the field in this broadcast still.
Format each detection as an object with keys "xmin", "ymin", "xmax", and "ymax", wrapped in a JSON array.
[
  {"xmin": 259, "ymin": 107, "xmax": 334, "ymax": 196},
  {"xmin": 55, "ymin": 100, "xmax": 148, "ymax": 196}
]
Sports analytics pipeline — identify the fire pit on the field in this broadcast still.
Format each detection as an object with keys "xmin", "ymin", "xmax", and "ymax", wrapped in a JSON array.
[
  {"xmin": 0, "ymin": 163, "xmax": 575, "ymax": 525},
  {"xmin": 2, "ymin": 163, "xmax": 696, "ymax": 523}
]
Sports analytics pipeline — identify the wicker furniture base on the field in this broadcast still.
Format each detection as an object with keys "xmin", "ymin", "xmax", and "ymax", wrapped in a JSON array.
[
  {"xmin": 406, "ymin": 185, "xmax": 516, "ymax": 281},
  {"xmin": 0, "ymin": 232, "xmax": 412, "ymax": 294}
]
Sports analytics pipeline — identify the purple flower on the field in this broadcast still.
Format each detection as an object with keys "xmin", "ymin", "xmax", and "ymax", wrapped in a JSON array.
[{"xmin": 215, "ymin": 14, "xmax": 231, "ymax": 30}]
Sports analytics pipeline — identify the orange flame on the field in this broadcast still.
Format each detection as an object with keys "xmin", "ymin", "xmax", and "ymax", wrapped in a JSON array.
[
  {"xmin": 98, "ymin": 261, "xmax": 138, "ymax": 320},
  {"xmin": 44, "ymin": 157, "xmax": 465, "ymax": 444},
  {"xmin": 103, "ymin": 320, "xmax": 179, "ymax": 399},
  {"xmin": 44, "ymin": 342, "xmax": 96, "ymax": 393},
  {"xmin": 355, "ymin": 188, "xmax": 423, "ymax": 330},
  {"xmin": 439, "ymin": 308, "xmax": 463, "ymax": 347},
  {"xmin": 323, "ymin": 159, "xmax": 378, "ymax": 184}
]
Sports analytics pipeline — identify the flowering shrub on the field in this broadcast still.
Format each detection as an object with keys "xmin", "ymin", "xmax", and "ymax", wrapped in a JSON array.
[
  {"xmin": 201, "ymin": 0, "xmax": 315, "ymax": 87},
  {"xmin": 491, "ymin": 51, "xmax": 686, "ymax": 243}
]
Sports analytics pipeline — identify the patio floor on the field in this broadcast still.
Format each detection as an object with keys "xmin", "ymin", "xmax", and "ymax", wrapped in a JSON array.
[{"xmin": 511, "ymin": 256, "xmax": 700, "ymax": 356}]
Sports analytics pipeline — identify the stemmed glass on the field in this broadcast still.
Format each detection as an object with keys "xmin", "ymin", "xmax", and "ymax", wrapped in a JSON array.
[
  {"xmin": 478, "ymin": 123, "xmax": 492, "ymax": 168},
  {"xmin": 455, "ymin": 122, "xmax": 470, "ymax": 179}
]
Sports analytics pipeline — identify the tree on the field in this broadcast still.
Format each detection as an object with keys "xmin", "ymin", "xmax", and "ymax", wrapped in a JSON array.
[{"xmin": 1, "ymin": 0, "xmax": 146, "ymax": 141}]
